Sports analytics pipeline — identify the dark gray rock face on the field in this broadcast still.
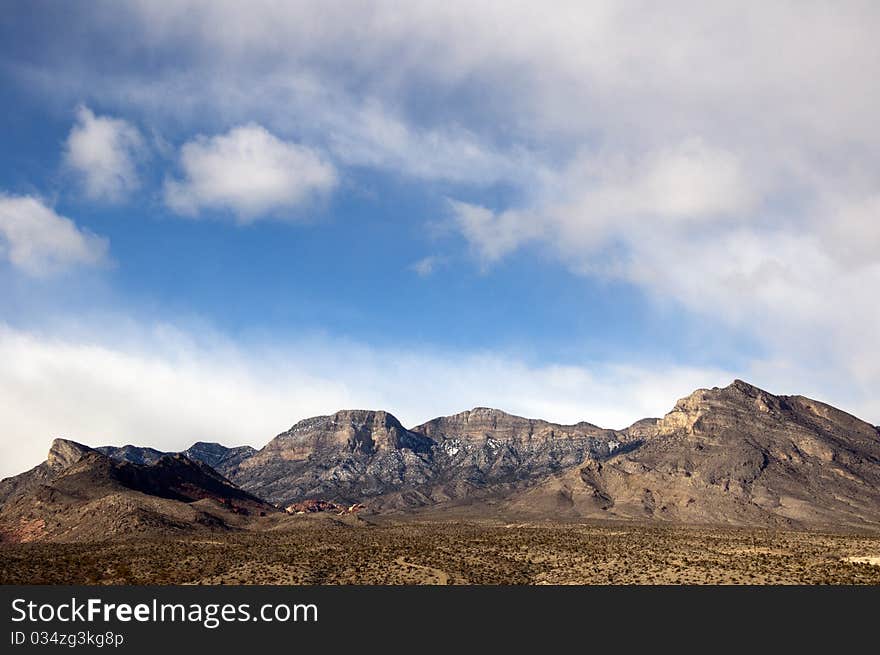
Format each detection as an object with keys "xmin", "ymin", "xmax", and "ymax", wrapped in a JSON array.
[
  {"xmin": 412, "ymin": 407, "xmax": 632, "ymax": 493},
  {"xmin": 97, "ymin": 444, "xmax": 166, "ymax": 466},
  {"xmin": 225, "ymin": 410, "xmax": 436, "ymax": 506},
  {"xmin": 182, "ymin": 442, "xmax": 256, "ymax": 471},
  {"xmin": 95, "ymin": 442, "xmax": 256, "ymax": 474},
  {"xmin": 218, "ymin": 407, "xmax": 636, "ymax": 508}
]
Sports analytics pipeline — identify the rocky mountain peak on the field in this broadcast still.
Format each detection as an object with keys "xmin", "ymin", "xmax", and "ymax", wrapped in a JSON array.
[
  {"xmin": 414, "ymin": 407, "xmax": 545, "ymax": 441},
  {"xmin": 96, "ymin": 444, "xmax": 165, "ymax": 466},
  {"xmin": 728, "ymin": 378, "xmax": 762, "ymax": 393},
  {"xmin": 330, "ymin": 409, "xmax": 404, "ymax": 430},
  {"xmin": 249, "ymin": 408, "xmax": 431, "ymax": 464},
  {"xmin": 411, "ymin": 407, "xmax": 616, "ymax": 473},
  {"xmin": 424, "ymin": 407, "xmax": 603, "ymax": 432},
  {"xmin": 722, "ymin": 379, "xmax": 787, "ymax": 410},
  {"xmin": 228, "ymin": 408, "xmax": 436, "ymax": 505},
  {"xmin": 182, "ymin": 442, "xmax": 257, "ymax": 470},
  {"xmin": 467, "ymin": 407, "xmax": 514, "ymax": 418},
  {"xmin": 658, "ymin": 380, "xmax": 790, "ymax": 435},
  {"xmin": 186, "ymin": 441, "xmax": 238, "ymax": 456},
  {"xmin": 47, "ymin": 438, "xmax": 94, "ymax": 472},
  {"xmin": 281, "ymin": 409, "xmax": 404, "ymax": 436}
]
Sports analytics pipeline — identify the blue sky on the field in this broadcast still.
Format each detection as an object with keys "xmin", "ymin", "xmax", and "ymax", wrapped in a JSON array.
[
  {"xmin": 0, "ymin": 94, "xmax": 720, "ymax": 363},
  {"xmin": 1, "ymin": 2, "xmax": 879, "ymax": 476}
]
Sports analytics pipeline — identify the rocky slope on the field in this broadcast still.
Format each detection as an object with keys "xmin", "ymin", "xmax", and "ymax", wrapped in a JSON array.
[
  {"xmin": 508, "ymin": 380, "xmax": 880, "ymax": 530},
  {"xmin": 0, "ymin": 438, "xmax": 89, "ymax": 507},
  {"xmin": 0, "ymin": 439, "xmax": 277, "ymax": 543},
  {"xmin": 225, "ymin": 410, "xmax": 436, "ymax": 506},
  {"xmin": 210, "ymin": 408, "xmax": 635, "ymax": 508}
]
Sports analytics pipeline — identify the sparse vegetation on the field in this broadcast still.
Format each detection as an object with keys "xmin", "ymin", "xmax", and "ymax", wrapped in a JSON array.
[{"xmin": 2, "ymin": 519, "xmax": 879, "ymax": 585}]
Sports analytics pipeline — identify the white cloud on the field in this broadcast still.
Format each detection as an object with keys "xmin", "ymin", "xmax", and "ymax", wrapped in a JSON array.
[
  {"xmin": 0, "ymin": 319, "xmax": 736, "ymax": 479},
  {"xmin": 450, "ymin": 139, "xmax": 758, "ymax": 263},
  {"xmin": 63, "ymin": 105, "xmax": 143, "ymax": 201},
  {"xmin": 164, "ymin": 124, "xmax": 337, "ymax": 221},
  {"xmin": 0, "ymin": 194, "xmax": 109, "ymax": 275}
]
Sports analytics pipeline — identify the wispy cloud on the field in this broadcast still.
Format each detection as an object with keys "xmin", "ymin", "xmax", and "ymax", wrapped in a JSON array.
[
  {"xmin": 410, "ymin": 255, "xmax": 442, "ymax": 277},
  {"xmin": 0, "ymin": 194, "xmax": 109, "ymax": 275}
]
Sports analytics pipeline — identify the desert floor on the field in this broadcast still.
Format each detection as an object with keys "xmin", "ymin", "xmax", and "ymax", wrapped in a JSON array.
[{"xmin": 2, "ymin": 519, "xmax": 880, "ymax": 585}]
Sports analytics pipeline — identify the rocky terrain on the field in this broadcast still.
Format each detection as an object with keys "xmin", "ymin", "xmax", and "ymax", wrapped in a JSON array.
[
  {"xmin": 507, "ymin": 380, "xmax": 880, "ymax": 530},
  {"xmin": 225, "ymin": 410, "xmax": 436, "ymax": 507},
  {"xmin": 2, "ymin": 379, "xmax": 880, "ymax": 542},
  {"xmin": 285, "ymin": 499, "xmax": 365, "ymax": 514},
  {"xmin": 214, "ymin": 407, "xmax": 633, "ymax": 510},
  {"xmin": 0, "ymin": 439, "xmax": 279, "ymax": 543}
]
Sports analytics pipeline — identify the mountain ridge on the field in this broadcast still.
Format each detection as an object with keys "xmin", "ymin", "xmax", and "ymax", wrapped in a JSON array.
[{"xmin": 3, "ymin": 379, "xmax": 879, "ymax": 536}]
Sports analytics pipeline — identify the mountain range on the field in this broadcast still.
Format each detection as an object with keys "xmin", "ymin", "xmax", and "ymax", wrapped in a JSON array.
[{"xmin": 2, "ymin": 379, "xmax": 880, "ymax": 542}]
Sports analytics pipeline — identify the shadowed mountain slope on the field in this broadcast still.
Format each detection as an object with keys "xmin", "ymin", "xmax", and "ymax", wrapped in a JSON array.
[{"xmin": 0, "ymin": 439, "xmax": 277, "ymax": 543}]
